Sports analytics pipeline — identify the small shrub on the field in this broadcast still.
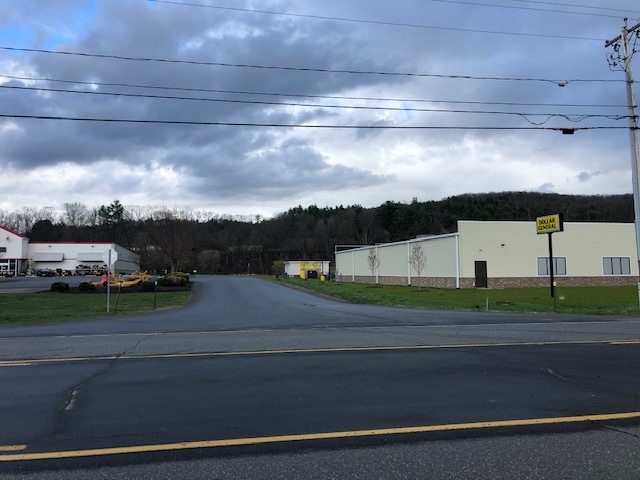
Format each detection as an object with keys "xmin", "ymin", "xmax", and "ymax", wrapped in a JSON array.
[
  {"xmin": 272, "ymin": 260, "xmax": 285, "ymax": 276},
  {"xmin": 156, "ymin": 275, "xmax": 187, "ymax": 287},
  {"xmin": 78, "ymin": 282, "xmax": 96, "ymax": 292},
  {"xmin": 139, "ymin": 281, "xmax": 155, "ymax": 292},
  {"xmin": 156, "ymin": 277, "xmax": 172, "ymax": 287},
  {"xmin": 50, "ymin": 282, "xmax": 70, "ymax": 292},
  {"xmin": 173, "ymin": 272, "xmax": 190, "ymax": 283}
]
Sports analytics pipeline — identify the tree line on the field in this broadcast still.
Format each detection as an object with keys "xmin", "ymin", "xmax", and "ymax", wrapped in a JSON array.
[{"xmin": 1, "ymin": 192, "xmax": 633, "ymax": 274}]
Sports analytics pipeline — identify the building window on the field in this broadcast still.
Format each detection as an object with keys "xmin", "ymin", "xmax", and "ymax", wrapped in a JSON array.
[
  {"xmin": 0, "ymin": 247, "xmax": 6, "ymax": 253},
  {"xmin": 603, "ymin": 257, "xmax": 631, "ymax": 275},
  {"xmin": 537, "ymin": 257, "xmax": 567, "ymax": 276}
]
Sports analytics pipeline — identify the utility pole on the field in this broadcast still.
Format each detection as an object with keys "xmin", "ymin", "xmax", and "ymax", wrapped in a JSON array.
[{"xmin": 606, "ymin": 19, "xmax": 640, "ymax": 306}]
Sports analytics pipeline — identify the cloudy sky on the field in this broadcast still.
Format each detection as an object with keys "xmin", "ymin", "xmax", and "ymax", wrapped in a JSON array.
[{"xmin": 1, "ymin": 0, "xmax": 639, "ymax": 218}]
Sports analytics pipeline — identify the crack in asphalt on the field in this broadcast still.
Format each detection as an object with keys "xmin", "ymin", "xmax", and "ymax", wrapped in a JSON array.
[
  {"xmin": 52, "ymin": 359, "xmax": 119, "ymax": 438},
  {"xmin": 601, "ymin": 424, "xmax": 640, "ymax": 441},
  {"xmin": 49, "ymin": 333, "xmax": 157, "ymax": 439},
  {"xmin": 542, "ymin": 368, "xmax": 582, "ymax": 386}
]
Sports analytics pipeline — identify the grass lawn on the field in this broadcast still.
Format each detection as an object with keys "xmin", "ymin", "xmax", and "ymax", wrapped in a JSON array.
[
  {"xmin": 0, "ymin": 290, "xmax": 192, "ymax": 326},
  {"xmin": 267, "ymin": 277, "xmax": 640, "ymax": 315}
]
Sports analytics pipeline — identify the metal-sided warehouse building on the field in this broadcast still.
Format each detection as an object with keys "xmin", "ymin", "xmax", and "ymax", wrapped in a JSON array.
[
  {"xmin": 335, "ymin": 220, "xmax": 638, "ymax": 289},
  {"xmin": 0, "ymin": 226, "xmax": 140, "ymax": 276}
]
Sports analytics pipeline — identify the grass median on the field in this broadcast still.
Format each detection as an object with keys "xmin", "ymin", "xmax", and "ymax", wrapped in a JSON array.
[
  {"xmin": 268, "ymin": 277, "xmax": 640, "ymax": 315},
  {"xmin": 0, "ymin": 290, "xmax": 192, "ymax": 326}
]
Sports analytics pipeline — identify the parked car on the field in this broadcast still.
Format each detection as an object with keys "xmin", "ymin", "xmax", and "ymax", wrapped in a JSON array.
[
  {"xmin": 75, "ymin": 264, "xmax": 106, "ymax": 276},
  {"xmin": 35, "ymin": 268, "xmax": 56, "ymax": 277},
  {"xmin": 75, "ymin": 264, "xmax": 93, "ymax": 276}
]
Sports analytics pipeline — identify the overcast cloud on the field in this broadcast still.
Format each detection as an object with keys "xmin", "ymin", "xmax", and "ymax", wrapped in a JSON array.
[{"xmin": 1, "ymin": 0, "xmax": 639, "ymax": 217}]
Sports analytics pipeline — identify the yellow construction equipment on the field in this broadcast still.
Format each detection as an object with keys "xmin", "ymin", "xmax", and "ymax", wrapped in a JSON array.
[{"xmin": 92, "ymin": 271, "xmax": 149, "ymax": 287}]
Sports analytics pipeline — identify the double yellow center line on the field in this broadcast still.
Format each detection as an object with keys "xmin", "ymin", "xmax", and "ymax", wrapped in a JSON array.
[{"xmin": 2, "ymin": 411, "xmax": 640, "ymax": 461}]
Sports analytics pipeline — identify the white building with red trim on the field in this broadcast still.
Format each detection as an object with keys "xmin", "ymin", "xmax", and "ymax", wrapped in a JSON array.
[{"xmin": 0, "ymin": 226, "xmax": 139, "ymax": 276}]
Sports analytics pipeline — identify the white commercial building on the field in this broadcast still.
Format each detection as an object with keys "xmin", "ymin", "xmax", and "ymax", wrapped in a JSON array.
[
  {"xmin": 0, "ymin": 226, "xmax": 140, "ymax": 276},
  {"xmin": 335, "ymin": 221, "xmax": 638, "ymax": 288}
]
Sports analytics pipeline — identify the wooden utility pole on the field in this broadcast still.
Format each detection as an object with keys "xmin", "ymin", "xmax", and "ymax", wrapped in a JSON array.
[{"xmin": 606, "ymin": 19, "xmax": 640, "ymax": 306}]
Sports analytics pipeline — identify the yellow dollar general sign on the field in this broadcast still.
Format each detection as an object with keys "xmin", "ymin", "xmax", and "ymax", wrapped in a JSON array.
[{"xmin": 536, "ymin": 214, "xmax": 564, "ymax": 234}]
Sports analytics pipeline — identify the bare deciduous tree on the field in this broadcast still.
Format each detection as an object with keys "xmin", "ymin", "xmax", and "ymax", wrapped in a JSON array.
[
  {"xmin": 409, "ymin": 243, "xmax": 427, "ymax": 290},
  {"xmin": 9, "ymin": 207, "xmax": 57, "ymax": 235},
  {"xmin": 151, "ymin": 208, "xmax": 196, "ymax": 273},
  {"xmin": 367, "ymin": 248, "xmax": 380, "ymax": 284},
  {"xmin": 0, "ymin": 211, "xmax": 18, "ymax": 232},
  {"xmin": 271, "ymin": 259, "xmax": 285, "ymax": 277},
  {"xmin": 63, "ymin": 202, "xmax": 90, "ymax": 227},
  {"xmin": 124, "ymin": 205, "xmax": 155, "ymax": 222},
  {"xmin": 87, "ymin": 207, "xmax": 100, "ymax": 227},
  {"xmin": 197, "ymin": 250, "xmax": 221, "ymax": 274},
  {"xmin": 355, "ymin": 208, "xmax": 381, "ymax": 245}
]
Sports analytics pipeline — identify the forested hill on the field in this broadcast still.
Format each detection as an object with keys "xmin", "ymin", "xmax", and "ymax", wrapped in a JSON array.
[
  {"xmin": 9, "ymin": 192, "xmax": 635, "ymax": 274},
  {"xmin": 374, "ymin": 192, "xmax": 634, "ymax": 239}
]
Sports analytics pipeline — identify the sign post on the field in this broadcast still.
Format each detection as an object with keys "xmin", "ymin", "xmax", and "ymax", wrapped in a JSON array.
[
  {"xmin": 102, "ymin": 249, "xmax": 118, "ymax": 313},
  {"xmin": 536, "ymin": 214, "xmax": 564, "ymax": 311}
]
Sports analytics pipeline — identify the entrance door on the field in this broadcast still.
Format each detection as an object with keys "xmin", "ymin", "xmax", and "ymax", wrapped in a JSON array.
[{"xmin": 474, "ymin": 261, "xmax": 488, "ymax": 288}]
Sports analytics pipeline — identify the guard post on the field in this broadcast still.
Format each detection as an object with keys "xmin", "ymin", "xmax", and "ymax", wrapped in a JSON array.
[{"xmin": 536, "ymin": 214, "xmax": 564, "ymax": 311}]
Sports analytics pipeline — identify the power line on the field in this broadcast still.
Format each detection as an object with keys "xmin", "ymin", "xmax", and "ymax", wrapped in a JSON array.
[
  {"xmin": 148, "ymin": 0, "xmax": 606, "ymax": 41},
  {"xmin": 0, "ymin": 113, "xmax": 626, "ymax": 131},
  {"xmin": 0, "ymin": 47, "xmax": 628, "ymax": 85},
  {"xmin": 1, "ymin": 74, "xmax": 627, "ymax": 108},
  {"xmin": 2, "ymin": 84, "xmax": 628, "ymax": 124},
  {"xmin": 433, "ymin": 0, "xmax": 636, "ymax": 20},
  {"xmin": 510, "ymin": 0, "xmax": 640, "ymax": 16}
]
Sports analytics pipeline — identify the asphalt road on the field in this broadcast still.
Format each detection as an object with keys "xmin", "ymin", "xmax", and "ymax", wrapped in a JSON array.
[
  {"xmin": 0, "ymin": 275, "xmax": 102, "ymax": 291},
  {"xmin": 1, "ymin": 275, "xmax": 639, "ymax": 479}
]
